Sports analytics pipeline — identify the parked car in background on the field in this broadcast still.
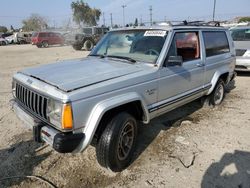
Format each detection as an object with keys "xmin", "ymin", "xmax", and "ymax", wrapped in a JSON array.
[
  {"xmin": 72, "ymin": 26, "xmax": 109, "ymax": 51},
  {"xmin": 12, "ymin": 24, "xmax": 235, "ymax": 171},
  {"xmin": 0, "ymin": 32, "xmax": 32, "ymax": 45},
  {"xmin": 31, "ymin": 32, "xmax": 65, "ymax": 48},
  {"xmin": 230, "ymin": 26, "xmax": 250, "ymax": 71},
  {"xmin": 1, "ymin": 33, "xmax": 13, "ymax": 39},
  {"xmin": 14, "ymin": 32, "xmax": 32, "ymax": 44},
  {"xmin": 0, "ymin": 37, "xmax": 8, "ymax": 46},
  {"xmin": 5, "ymin": 34, "xmax": 15, "ymax": 44}
]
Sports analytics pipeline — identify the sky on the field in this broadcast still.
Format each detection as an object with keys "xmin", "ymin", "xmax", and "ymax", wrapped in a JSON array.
[{"xmin": 0, "ymin": 0, "xmax": 250, "ymax": 29}]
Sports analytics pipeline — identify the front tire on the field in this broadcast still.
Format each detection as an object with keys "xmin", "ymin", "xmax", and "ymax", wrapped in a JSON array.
[
  {"xmin": 72, "ymin": 42, "xmax": 83, "ymax": 50},
  {"xmin": 209, "ymin": 79, "xmax": 225, "ymax": 105},
  {"xmin": 42, "ymin": 41, "xmax": 49, "ymax": 48},
  {"xmin": 0, "ymin": 41, "xmax": 6, "ymax": 46},
  {"xmin": 96, "ymin": 112, "xmax": 138, "ymax": 172}
]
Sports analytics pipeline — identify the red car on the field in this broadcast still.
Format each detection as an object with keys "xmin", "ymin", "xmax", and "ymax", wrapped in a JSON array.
[{"xmin": 31, "ymin": 32, "xmax": 64, "ymax": 48}]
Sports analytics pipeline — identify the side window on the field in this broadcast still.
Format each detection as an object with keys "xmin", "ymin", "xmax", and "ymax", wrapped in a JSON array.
[
  {"xmin": 39, "ymin": 33, "xmax": 46, "ymax": 38},
  {"xmin": 55, "ymin": 33, "xmax": 61, "ymax": 37},
  {"xmin": 245, "ymin": 29, "xmax": 250, "ymax": 41},
  {"xmin": 49, "ymin": 33, "xmax": 55, "ymax": 37},
  {"xmin": 203, "ymin": 31, "xmax": 230, "ymax": 57},
  {"xmin": 231, "ymin": 29, "xmax": 246, "ymax": 41},
  {"xmin": 167, "ymin": 32, "xmax": 200, "ymax": 63}
]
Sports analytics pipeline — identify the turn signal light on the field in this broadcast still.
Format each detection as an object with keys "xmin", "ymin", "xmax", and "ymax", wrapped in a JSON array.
[{"xmin": 62, "ymin": 104, "xmax": 73, "ymax": 129}]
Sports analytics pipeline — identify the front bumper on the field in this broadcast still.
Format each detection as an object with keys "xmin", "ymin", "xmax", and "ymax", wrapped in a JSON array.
[{"xmin": 13, "ymin": 101, "xmax": 84, "ymax": 153}]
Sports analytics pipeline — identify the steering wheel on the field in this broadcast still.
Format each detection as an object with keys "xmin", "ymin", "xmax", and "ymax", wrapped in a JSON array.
[{"xmin": 145, "ymin": 49, "xmax": 159, "ymax": 56}]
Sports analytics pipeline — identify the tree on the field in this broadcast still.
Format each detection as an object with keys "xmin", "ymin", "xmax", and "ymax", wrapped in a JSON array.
[
  {"xmin": 22, "ymin": 14, "xmax": 48, "ymax": 31},
  {"xmin": 0, "ymin": 26, "xmax": 8, "ymax": 33},
  {"xmin": 238, "ymin": 17, "xmax": 250, "ymax": 23},
  {"xmin": 71, "ymin": 0, "xmax": 101, "ymax": 27},
  {"xmin": 134, "ymin": 18, "xmax": 138, "ymax": 26}
]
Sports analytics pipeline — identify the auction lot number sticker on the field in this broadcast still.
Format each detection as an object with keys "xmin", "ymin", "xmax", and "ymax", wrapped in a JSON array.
[{"xmin": 144, "ymin": 30, "xmax": 167, "ymax": 37}]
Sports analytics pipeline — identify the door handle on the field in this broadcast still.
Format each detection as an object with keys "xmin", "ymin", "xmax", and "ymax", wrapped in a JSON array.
[{"xmin": 196, "ymin": 63, "xmax": 205, "ymax": 67}]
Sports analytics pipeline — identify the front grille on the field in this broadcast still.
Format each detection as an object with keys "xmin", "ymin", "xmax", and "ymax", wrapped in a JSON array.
[{"xmin": 15, "ymin": 82, "xmax": 48, "ymax": 120}]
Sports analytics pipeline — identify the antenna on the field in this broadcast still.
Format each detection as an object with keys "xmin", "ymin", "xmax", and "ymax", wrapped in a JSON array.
[
  {"xmin": 103, "ymin": 12, "xmax": 106, "ymax": 26},
  {"xmin": 149, "ymin": 6, "xmax": 153, "ymax": 26},
  {"xmin": 213, "ymin": 0, "xmax": 217, "ymax": 21},
  {"xmin": 110, "ymin": 13, "xmax": 113, "ymax": 28},
  {"xmin": 122, "ymin": 5, "xmax": 127, "ymax": 27}
]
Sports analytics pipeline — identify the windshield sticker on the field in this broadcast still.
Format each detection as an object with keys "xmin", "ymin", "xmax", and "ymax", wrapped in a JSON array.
[{"xmin": 144, "ymin": 30, "xmax": 167, "ymax": 37}]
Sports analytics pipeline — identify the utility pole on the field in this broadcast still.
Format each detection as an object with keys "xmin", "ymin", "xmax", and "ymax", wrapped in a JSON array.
[
  {"xmin": 140, "ymin": 15, "xmax": 143, "ymax": 26},
  {"xmin": 110, "ymin": 13, "xmax": 113, "ymax": 28},
  {"xmin": 103, "ymin": 12, "xmax": 106, "ymax": 26},
  {"xmin": 212, "ymin": 0, "xmax": 216, "ymax": 21},
  {"xmin": 122, "ymin": 5, "xmax": 127, "ymax": 27},
  {"xmin": 149, "ymin": 5, "xmax": 153, "ymax": 26},
  {"xmin": 53, "ymin": 20, "xmax": 56, "ymax": 28}
]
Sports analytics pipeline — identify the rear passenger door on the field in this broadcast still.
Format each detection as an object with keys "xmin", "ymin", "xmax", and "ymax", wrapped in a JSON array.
[
  {"xmin": 202, "ymin": 31, "xmax": 233, "ymax": 86},
  {"xmin": 156, "ymin": 30, "xmax": 205, "ymax": 113},
  {"xmin": 48, "ymin": 33, "xmax": 54, "ymax": 44}
]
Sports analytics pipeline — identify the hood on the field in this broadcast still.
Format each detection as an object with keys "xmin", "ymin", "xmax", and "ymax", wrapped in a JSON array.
[{"xmin": 20, "ymin": 57, "xmax": 143, "ymax": 92}]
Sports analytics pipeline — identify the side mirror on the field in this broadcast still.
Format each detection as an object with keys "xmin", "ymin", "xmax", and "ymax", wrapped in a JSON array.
[{"xmin": 167, "ymin": 56, "xmax": 183, "ymax": 66}]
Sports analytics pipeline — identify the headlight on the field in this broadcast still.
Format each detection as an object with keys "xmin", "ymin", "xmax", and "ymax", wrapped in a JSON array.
[
  {"xmin": 47, "ymin": 99, "xmax": 73, "ymax": 130},
  {"xmin": 47, "ymin": 99, "xmax": 62, "ymax": 128}
]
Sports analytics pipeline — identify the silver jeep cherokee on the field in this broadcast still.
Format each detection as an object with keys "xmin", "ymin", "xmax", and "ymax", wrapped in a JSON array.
[{"xmin": 12, "ymin": 24, "xmax": 236, "ymax": 171}]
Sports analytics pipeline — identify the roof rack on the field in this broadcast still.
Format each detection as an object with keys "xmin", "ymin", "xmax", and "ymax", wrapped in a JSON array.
[{"xmin": 175, "ymin": 20, "xmax": 221, "ymax": 27}]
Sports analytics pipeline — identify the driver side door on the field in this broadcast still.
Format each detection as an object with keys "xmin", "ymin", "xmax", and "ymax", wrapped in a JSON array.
[{"xmin": 153, "ymin": 30, "xmax": 205, "ymax": 115}]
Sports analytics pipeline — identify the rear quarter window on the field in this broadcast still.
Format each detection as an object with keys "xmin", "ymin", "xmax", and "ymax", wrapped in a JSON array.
[{"xmin": 203, "ymin": 31, "xmax": 230, "ymax": 57}]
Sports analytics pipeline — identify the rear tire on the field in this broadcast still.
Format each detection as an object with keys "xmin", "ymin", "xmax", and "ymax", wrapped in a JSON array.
[
  {"xmin": 209, "ymin": 79, "xmax": 225, "ymax": 106},
  {"xmin": 83, "ymin": 39, "xmax": 94, "ymax": 51},
  {"xmin": 96, "ymin": 112, "xmax": 137, "ymax": 172}
]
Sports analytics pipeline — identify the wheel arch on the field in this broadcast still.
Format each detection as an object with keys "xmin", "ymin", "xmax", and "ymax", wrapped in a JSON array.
[
  {"xmin": 74, "ymin": 92, "xmax": 149, "ymax": 152},
  {"xmin": 207, "ymin": 71, "xmax": 230, "ymax": 95}
]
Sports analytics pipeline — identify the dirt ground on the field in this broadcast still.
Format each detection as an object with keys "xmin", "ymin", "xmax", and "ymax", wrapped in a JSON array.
[{"xmin": 0, "ymin": 45, "xmax": 250, "ymax": 188}]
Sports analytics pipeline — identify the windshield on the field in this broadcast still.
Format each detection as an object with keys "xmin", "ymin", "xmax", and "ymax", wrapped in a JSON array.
[
  {"xmin": 32, "ymin": 32, "xmax": 38, "ymax": 37},
  {"xmin": 90, "ymin": 30, "xmax": 168, "ymax": 63}
]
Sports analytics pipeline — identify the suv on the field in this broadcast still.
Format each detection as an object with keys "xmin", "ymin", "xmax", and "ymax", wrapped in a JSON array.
[
  {"xmin": 72, "ymin": 26, "xmax": 109, "ymax": 51},
  {"xmin": 12, "ymin": 25, "xmax": 235, "ymax": 172},
  {"xmin": 230, "ymin": 26, "xmax": 250, "ymax": 71},
  {"xmin": 31, "ymin": 32, "xmax": 64, "ymax": 48}
]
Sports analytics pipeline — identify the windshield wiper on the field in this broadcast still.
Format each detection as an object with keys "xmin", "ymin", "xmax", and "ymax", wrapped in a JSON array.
[
  {"xmin": 106, "ymin": 55, "xmax": 136, "ymax": 63},
  {"xmin": 89, "ymin": 54, "xmax": 136, "ymax": 63},
  {"xmin": 88, "ymin": 54, "xmax": 105, "ymax": 58}
]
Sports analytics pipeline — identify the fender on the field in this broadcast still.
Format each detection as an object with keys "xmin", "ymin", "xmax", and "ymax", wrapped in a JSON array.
[
  {"xmin": 74, "ymin": 92, "xmax": 149, "ymax": 152},
  {"xmin": 207, "ymin": 69, "xmax": 229, "ymax": 95}
]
